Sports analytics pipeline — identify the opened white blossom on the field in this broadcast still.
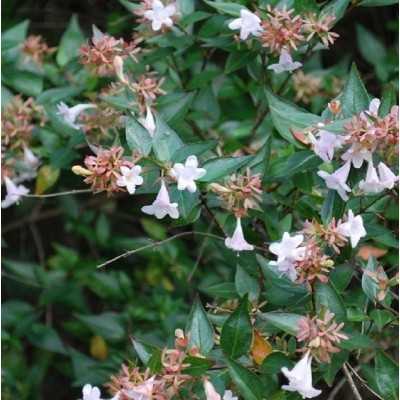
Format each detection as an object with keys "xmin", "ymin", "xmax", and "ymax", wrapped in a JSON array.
[
  {"xmin": 204, "ymin": 380, "xmax": 221, "ymax": 400},
  {"xmin": 1, "ymin": 177, "xmax": 29, "ymax": 208},
  {"xmin": 377, "ymin": 162, "xmax": 398, "ymax": 189},
  {"xmin": 144, "ymin": 0, "xmax": 176, "ymax": 31},
  {"xmin": 310, "ymin": 130, "xmax": 344, "ymax": 162},
  {"xmin": 267, "ymin": 49, "xmax": 302, "ymax": 74},
  {"xmin": 141, "ymin": 180, "xmax": 179, "ymax": 219},
  {"xmin": 359, "ymin": 161, "xmax": 397, "ymax": 193},
  {"xmin": 338, "ymin": 209, "xmax": 366, "ymax": 248},
  {"xmin": 228, "ymin": 9, "xmax": 263, "ymax": 40},
  {"xmin": 56, "ymin": 102, "xmax": 96, "ymax": 129},
  {"xmin": 170, "ymin": 155, "xmax": 206, "ymax": 193},
  {"xmin": 270, "ymin": 259, "xmax": 298, "ymax": 281},
  {"xmin": 269, "ymin": 232, "xmax": 305, "ymax": 263},
  {"xmin": 82, "ymin": 384, "xmax": 102, "ymax": 400},
  {"xmin": 225, "ymin": 217, "xmax": 254, "ymax": 252},
  {"xmin": 281, "ymin": 353, "xmax": 321, "ymax": 399},
  {"xmin": 16, "ymin": 147, "xmax": 41, "ymax": 182},
  {"xmin": 317, "ymin": 161, "xmax": 351, "ymax": 201},
  {"xmin": 116, "ymin": 165, "xmax": 144, "ymax": 194},
  {"xmin": 341, "ymin": 143, "xmax": 372, "ymax": 169},
  {"xmin": 139, "ymin": 105, "xmax": 156, "ymax": 136},
  {"xmin": 365, "ymin": 97, "xmax": 380, "ymax": 117}
]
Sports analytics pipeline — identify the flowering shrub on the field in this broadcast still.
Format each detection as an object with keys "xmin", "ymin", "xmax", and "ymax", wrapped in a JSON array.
[{"xmin": 2, "ymin": 1, "xmax": 398, "ymax": 399}]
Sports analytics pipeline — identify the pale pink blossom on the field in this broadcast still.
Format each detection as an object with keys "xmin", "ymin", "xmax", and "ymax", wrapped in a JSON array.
[
  {"xmin": 225, "ymin": 217, "xmax": 254, "ymax": 252},
  {"xmin": 144, "ymin": 0, "xmax": 176, "ymax": 31},
  {"xmin": 116, "ymin": 165, "xmax": 144, "ymax": 194},
  {"xmin": 1, "ymin": 177, "xmax": 29, "ymax": 208},
  {"xmin": 228, "ymin": 9, "xmax": 263, "ymax": 40},
  {"xmin": 269, "ymin": 232, "xmax": 305, "ymax": 263},
  {"xmin": 337, "ymin": 210, "xmax": 366, "ymax": 248},
  {"xmin": 268, "ymin": 49, "xmax": 302, "ymax": 74},
  {"xmin": 170, "ymin": 155, "xmax": 206, "ymax": 193},
  {"xmin": 318, "ymin": 161, "xmax": 351, "ymax": 201}
]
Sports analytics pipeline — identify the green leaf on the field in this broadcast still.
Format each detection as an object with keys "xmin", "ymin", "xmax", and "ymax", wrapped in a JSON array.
[
  {"xmin": 320, "ymin": 190, "xmax": 345, "ymax": 224},
  {"xmin": 321, "ymin": 0, "xmax": 350, "ymax": 21},
  {"xmin": 361, "ymin": 257, "xmax": 381, "ymax": 302},
  {"xmin": 339, "ymin": 333, "xmax": 375, "ymax": 350},
  {"xmin": 226, "ymin": 358, "xmax": 265, "ymax": 400},
  {"xmin": 125, "ymin": 116, "xmax": 153, "ymax": 156},
  {"xmin": 356, "ymin": 24, "xmax": 387, "ymax": 67},
  {"xmin": 56, "ymin": 15, "xmax": 85, "ymax": 67},
  {"xmin": 171, "ymin": 140, "xmax": 217, "ymax": 163},
  {"xmin": 257, "ymin": 255, "xmax": 309, "ymax": 306},
  {"xmin": 158, "ymin": 92, "xmax": 195, "ymax": 124},
  {"xmin": 177, "ymin": 0, "xmax": 195, "ymax": 16},
  {"xmin": 199, "ymin": 155, "xmax": 253, "ymax": 182},
  {"xmin": 37, "ymin": 86, "xmax": 84, "ymax": 104},
  {"xmin": 261, "ymin": 352, "xmax": 293, "ymax": 375},
  {"xmin": 180, "ymin": 11, "xmax": 212, "ymax": 26},
  {"xmin": 330, "ymin": 264, "xmax": 354, "ymax": 293},
  {"xmin": 320, "ymin": 351, "xmax": 349, "ymax": 385},
  {"xmin": 258, "ymin": 312, "xmax": 302, "ymax": 336},
  {"xmin": 370, "ymin": 309, "xmax": 394, "ymax": 331},
  {"xmin": 1, "ymin": 20, "xmax": 29, "ymax": 49},
  {"xmin": 266, "ymin": 90, "xmax": 322, "ymax": 145},
  {"xmin": 379, "ymin": 84, "xmax": 397, "ymax": 117},
  {"xmin": 152, "ymin": 114, "xmax": 183, "ymax": 161},
  {"xmin": 375, "ymin": 352, "xmax": 399, "ymax": 400},
  {"xmin": 2, "ymin": 69, "xmax": 43, "ymax": 97},
  {"xmin": 182, "ymin": 356, "xmax": 213, "ymax": 376},
  {"xmin": 187, "ymin": 69, "xmax": 221, "ymax": 90},
  {"xmin": 186, "ymin": 297, "xmax": 214, "ymax": 355},
  {"xmin": 314, "ymin": 281, "xmax": 346, "ymax": 322},
  {"xmin": 203, "ymin": 1, "xmax": 244, "ymax": 16},
  {"xmin": 359, "ymin": 0, "xmax": 398, "ymax": 6},
  {"xmin": 75, "ymin": 312, "xmax": 125, "ymax": 341},
  {"xmin": 29, "ymin": 324, "xmax": 67, "ymax": 354},
  {"xmin": 225, "ymin": 51, "xmax": 255, "ymax": 74},
  {"xmin": 294, "ymin": 0, "xmax": 319, "ymax": 13},
  {"xmin": 235, "ymin": 264, "xmax": 260, "ymax": 302},
  {"xmin": 130, "ymin": 336, "xmax": 159, "ymax": 365},
  {"xmin": 118, "ymin": 0, "xmax": 141, "ymax": 12},
  {"xmin": 220, "ymin": 296, "xmax": 252, "ymax": 359},
  {"xmin": 199, "ymin": 282, "xmax": 238, "ymax": 299}
]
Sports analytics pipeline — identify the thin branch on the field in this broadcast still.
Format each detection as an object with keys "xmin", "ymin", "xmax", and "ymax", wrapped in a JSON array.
[
  {"xmin": 23, "ymin": 189, "xmax": 92, "ymax": 198},
  {"xmin": 342, "ymin": 364, "xmax": 363, "ymax": 400}
]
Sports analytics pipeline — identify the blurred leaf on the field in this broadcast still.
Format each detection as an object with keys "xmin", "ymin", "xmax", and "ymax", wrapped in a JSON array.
[
  {"xmin": 251, "ymin": 330, "xmax": 272, "ymax": 365},
  {"xmin": 2, "ymin": 68, "xmax": 43, "ymax": 96},
  {"xmin": 203, "ymin": 1, "xmax": 243, "ymax": 16},
  {"xmin": 29, "ymin": 323, "xmax": 67, "ymax": 354},
  {"xmin": 35, "ymin": 165, "xmax": 60, "ymax": 195},
  {"xmin": 75, "ymin": 312, "xmax": 125, "ymax": 341},
  {"xmin": 370, "ymin": 309, "xmax": 394, "ymax": 331},
  {"xmin": 90, "ymin": 335, "xmax": 108, "ymax": 360},
  {"xmin": 375, "ymin": 351, "xmax": 399, "ymax": 400},
  {"xmin": 235, "ymin": 264, "xmax": 260, "ymax": 302},
  {"xmin": 183, "ymin": 356, "xmax": 213, "ymax": 376},
  {"xmin": 200, "ymin": 282, "xmax": 238, "ymax": 299},
  {"xmin": 199, "ymin": 155, "xmax": 253, "ymax": 182}
]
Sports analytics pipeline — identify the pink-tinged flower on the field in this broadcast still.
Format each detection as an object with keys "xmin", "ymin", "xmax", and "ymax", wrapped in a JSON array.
[
  {"xmin": 125, "ymin": 376, "xmax": 155, "ymax": 400},
  {"xmin": 225, "ymin": 217, "xmax": 254, "ymax": 252},
  {"xmin": 341, "ymin": 143, "xmax": 372, "ymax": 169},
  {"xmin": 139, "ymin": 105, "xmax": 156, "ymax": 136},
  {"xmin": 270, "ymin": 259, "xmax": 298, "ymax": 281},
  {"xmin": 144, "ymin": 0, "xmax": 176, "ymax": 31},
  {"xmin": 377, "ymin": 162, "xmax": 398, "ymax": 190},
  {"xmin": 141, "ymin": 180, "xmax": 179, "ymax": 219},
  {"xmin": 228, "ymin": 9, "xmax": 263, "ymax": 40},
  {"xmin": 310, "ymin": 129, "xmax": 344, "ymax": 162},
  {"xmin": 269, "ymin": 232, "xmax": 305, "ymax": 263},
  {"xmin": 204, "ymin": 380, "xmax": 221, "ymax": 400},
  {"xmin": 358, "ymin": 161, "xmax": 387, "ymax": 194},
  {"xmin": 1, "ymin": 177, "xmax": 29, "ymax": 208},
  {"xmin": 267, "ymin": 49, "xmax": 302, "ymax": 74},
  {"xmin": 317, "ymin": 161, "xmax": 351, "ymax": 201},
  {"xmin": 81, "ymin": 384, "xmax": 102, "ymax": 400},
  {"xmin": 116, "ymin": 165, "xmax": 144, "ymax": 194},
  {"xmin": 23, "ymin": 147, "xmax": 40, "ymax": 170},
  {"xmin": 337, "ymin": 210, "xmax": 366, "ymax": 248},
  {"xmin": 170, "ymin": 155, "xmax": 206, "ymax": 193},
  {"xmin": 281, "ymin": 352, "xmax": 321, "ymax": 399},
  {"xmin": 365, "ymin": 98, "xmax": 381, "ymax": 117},
  {"xmin": 56, "ymin": 102, "xmax": 96, "ymax": 130}
]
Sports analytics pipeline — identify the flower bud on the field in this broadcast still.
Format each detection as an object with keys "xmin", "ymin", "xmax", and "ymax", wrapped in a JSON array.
[
  {"xmin": 328, "ymin": 99, "xmax": 341, "ymax": 115},
  {"xmin": 113, "ymin": 56, "xmax": 127, "ymax": 84},
  {"xmin": 72, "ymin": 165, "xmax": 92, "ymax": 176}
]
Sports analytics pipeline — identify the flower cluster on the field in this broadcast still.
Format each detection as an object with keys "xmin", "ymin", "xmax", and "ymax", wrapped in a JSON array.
[
  {"xmin": 21, "ymin": 34, "xmax": 56, "ymax": 65},
  {"xmin": 297, "ymin": 309, "xmax": 348, "ymax": 363}
]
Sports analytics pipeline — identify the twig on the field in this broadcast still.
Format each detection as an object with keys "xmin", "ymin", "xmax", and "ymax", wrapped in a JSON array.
[
  {"xmin": 23, "ymin": 189, "xmax": 92, "ymax": 198},
  {"xmin": 341, "ymin": 364, "xmax": 362, "ymax": 400}
]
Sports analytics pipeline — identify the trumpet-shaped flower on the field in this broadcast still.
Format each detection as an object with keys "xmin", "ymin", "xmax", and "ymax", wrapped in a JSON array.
[
  {"xmin": 281, "ymin": 353, "xmax": 321, "ymax": 399},
  {"xmin": 142, "ymin": 180, "xmax": 179, "ymax": 219},
  {"xmin": 358, "ymin": 161, "xmax": 397, "ymax": 194},
  {"xmin": 270, "ymin": 259, "xmax": 298, "ymax": 282},
  {"xmin": 341, "ymin": 143, "xmax": 372, "ymax": 169},
  {"xmin": 82, "ymin": 384, "xmax": 102, "ymax": 400},
  {"xmin": 310, "ymin": 130, "xmax": 344, "ymax": 162},
  {"xmin": 170, "ymin": 155, "xmax": 206, "ymax": 193},
  {"xmin": 228, "ymin": 9, "xmax": 263, "ymax": 40},
  {"xmin": 139, "ymin": 105, "xmax": 156, "ymax": 136},
  {"xmin": 2, "ymin": 177, "xmax": 29, "ymax": 208},
  {"xmin": 317, "ymin": 161, "xmax": 351, "ymax": 201},
  {"xmin": 144, "ymin": 0, "xmax": 176, "ymax": 31},
  {"xmin": 116, "ymin": 165, "xmax": 144, "ymax": 194},
  {"xmin": 267, "ymin": 49, "xmax": 302, "ymax": 74},
  {"xmin": 56, "ymin": 102, "xmax": 96, "ymax": 129},
  {"xmin": 378, "ymin": 162, "xmax": 398, "ymax": 190},
  {"xmin": 269, "ymin": 232, "xmax": 305, "ymax": 263},
  {"xmin": 204, "ymin": 380, "xmax": 221, "ymax": 400},
  {"xmin": 225, "ymin": 217, "xmax": 254, "ymax": 252},
  {"xmin": 337, "ymin": 210, "xmax": 366, "ymax": 248}
]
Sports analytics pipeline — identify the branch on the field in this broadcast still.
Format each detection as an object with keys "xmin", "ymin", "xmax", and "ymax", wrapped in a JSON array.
[
  {"xmin": 341, "ymin": 364, "xmax": 363, "ymax": 400},
  {"xmin": 23, "ymin": 189, "xmax": 92, "ymax": 198}
]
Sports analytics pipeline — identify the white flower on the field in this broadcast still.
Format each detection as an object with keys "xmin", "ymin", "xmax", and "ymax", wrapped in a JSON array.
[
  {"xmin": 281, "ymin": 353, "xmax": 321, "ymax": 399},
  {"xmin": 23, "ymin": 147, "xmax": 40, "ymax": 170},
  {"xmin": 1, "ymin": 177, "xmax": 29, "ymax": 208},
  {"xmin": 359, "ymin": 161, "xmax": 385, "ymax": 194},
  {"xmin": 139, "ymin": 105, "xmax": 156, "ymax": 137},
  {"xmin": 337, "ymin": 209, "xmax": 366, "ymax": 248},
  {"xmin": 82, "ymin": 384, "xmax": 102, "ymax": 400},
  {"xmin": 56, "ymin": 102, "xmax": 96, "ymax": 130},
  {"xmin": 228, "ymin": 9, "xmax": 263, "ymax": 40},
  {"xmin": 267, "ymin": 49, "xmax": 302, "ymax": 74},
  {"xmin": 113, "ymin": 56, "xmax": 127, "ymax": 84},
  {"xmin": 317, "ymin": 161, "xmax": 352, "ymax": 201},
  {"xmin": 269, "ymin": 232, "xmax": 305, "ymax": 263},
  {"xmin": 15, "ymin": 147, "xmax": 41, "ymax": 182},
  {"xmin": 124, "ymin": 377, "xmax": 155, "ymax": 400},
  {"xmin": 170, "ymin": 155, "xmax": 206, "ymax": 193},
  {"xmin": 310, "ymin": 130, "xmax": 344, "ymax": 162},
  {"xmin": 204, "ymin": 380, "xmax": 221, "ymax": 400},
  {"xmin": 223, "ymin": 391, "xmax": 238, "ymax": 400},
  {"xmin": 225, "ymin": 217, "xmax": 254, "ymax": 252},
  {"xmin": 341, "ymin": 143, "xmax": 372, "ymax": 169},
  {"xmin": 365, "ymin": 98, "xmax": 380, "ymax": 117},
  {"xmin": 377, "ymin": 162, "xmax": 398, "ymax": 189},
  {"xmin": 116, "ymin": 165, "xmax": 144, "ymax": 194},
  {"xmin": 144, "ymin": 0, "xmax": 176, "ymax": 31},
  {"xmin": 270, "ymin": 259, "xmax": 298, "ymax": 282},
  {"xmin": 141, "ymin": 180, "xmax": 179, "ymax": 219}
]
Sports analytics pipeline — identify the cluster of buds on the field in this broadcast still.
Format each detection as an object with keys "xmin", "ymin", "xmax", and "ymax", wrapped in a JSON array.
[
  {"xmin": 296, "ymin": 309, "xmax": 348, "ymax": 363},
  {"xmin": 80, "ymin": 28, "xmax": 142, "ymax": 76},
  {"xmin": 2, "ymin": 95, "xmax": 46, "ymax": 152},
  {"xmin": 21, "ymin": 34, "xmax": 56, "ymax": 65},
  {"xmin": 209, "ymin": 169, "xmax": 262, "ymax": 218},
  {"xmin": 302, "ymin": 13, "xmax": 339, "ymax": 48},
  {"xmin": 73, "ymin": 146, "xmax": 137, "ymax": 195}
]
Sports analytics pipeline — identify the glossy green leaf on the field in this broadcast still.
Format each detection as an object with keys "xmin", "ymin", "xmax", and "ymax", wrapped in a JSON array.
[{"xmin": 199, "ymin": 155, "xmax": 253, "ymax": 182}]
